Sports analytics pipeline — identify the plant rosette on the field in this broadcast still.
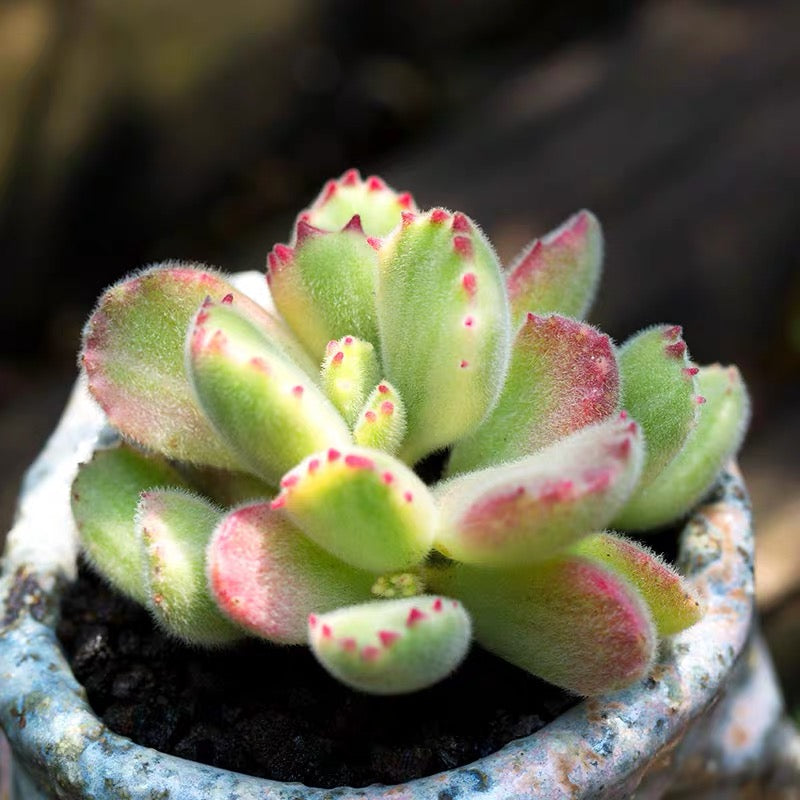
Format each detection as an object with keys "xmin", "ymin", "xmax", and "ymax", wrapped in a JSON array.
[
  {"xmin": 0, "ymin": 376, "xmax": 786, "ymax": 799},
  {"xmin": 0, "ymin": 171, "xmax": 793, "ymax": 797}
]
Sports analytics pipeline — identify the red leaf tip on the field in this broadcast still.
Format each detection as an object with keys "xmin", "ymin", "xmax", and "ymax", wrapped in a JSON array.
[
  {"xmin": 366, "ymin": 175, "xmax": 386, "ymax": 191},
  {"xmin": 221, "ymin": 293, "xmax": 234, "ymax": 304},
  {"xmin": 406, "ymin": 607, "xmax": 426, "ymax": 627},
  {"xmin": 663, "ymin": 325, "xmax": 683, "ymax": 341},
  {"xmin": 344, "ymin": 454, "xmax": 374, "ymax": 470},
  {"xmin": 461, "ymin": 272, "xmax": 477, "ymax": 296},
  {"xmin": 343, "ymin": 214, "xmax": 364, "ymax": 234},
  {"xmin": 361, "ymin": 645, "xmax": 380, "ymax": 662},
  {"xmin": 453, "ymin": 235, "xmax": 473, "ymax": 259},
  {"xmin": 295, "ymin": 218, "xmax": 325, "ymax": 244},
  {"xmin": 664, "ymin": 340, "xmax": 687, "ymax": 359},
  {"xmin": 379, "ymin": 630, "xmax": 399, "ymax": 647},
  {"xmin": 430, "ymin": 209, "xmax": 450, "ymax": 224},
  {"xmin": 452, "ymin": 212, "xmax": 471, "ymax": 233},
  {"xmin": 341, "ymin": 168, "xmax": 360, "ymax": 186}
]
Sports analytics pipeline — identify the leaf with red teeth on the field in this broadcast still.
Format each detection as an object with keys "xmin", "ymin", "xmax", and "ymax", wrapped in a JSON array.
[
  {"xmin": 71, "ymin": 444, "xmax": 187, "ymax": 604},
  {"xmin": 448, "ymin": 314, "xmax": 620, "ymax": 475},
  {"xmin": 434, "ymin": 417, "xmax": 643, "ymax": 566},
  {"xmin": 308, "ymin": 596, "xmax": 471, "ymax": 695},
  {"xmin": 273, "ymin": 446, "xmax": 436, "ymax": 573},
  {"xmin": 300, "ymin": 169, "xmax": 417, "ymax": 238},
  {"xmin": 269, "ymin": 220, "xmax": 381, "ymax": 358},
  {"xmin": 569, "ymin": 533, "xmax": 702, "ymax": 635},
  {"xmin": 353, "ymin": 380, "xmax": 408, "ymax": 455},
  {"xmin": 431, "ymin": 555, "xmax": 655, "ymax": 696},
  {"xmin": 136, "ymin": 490, "xmax": 243, "ymax": 645},
  {"xmin": 186, "ymin": 301, "xmax": 351, "ymax": 485},
  {"xmin": 377, "ymin": 209, "xmax": 511, "ymax": 464},
  {"xmin": 81, "ymin": 264, "xmax": 315, "ymax": 469},
  {"xmin": 614, "ymin": 364, "xmax": 750, "ymax": 530},
  {"xmin": 506, "ymin": 210, "xmax": 603, "ymax": 323},
  {"xmin": 206, "ymin": 503, "xmax": 374, "ymax": 643},
  {"xmin": 618, "ymin": 325, "xmax": 699, "ymax": 486},
  {"xmin": 320, "ymin": 336, "xmax": 381, "ymax": 425}
]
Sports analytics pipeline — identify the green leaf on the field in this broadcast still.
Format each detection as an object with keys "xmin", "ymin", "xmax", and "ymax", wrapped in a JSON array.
[
  {"xmin": 431, "ymin": 555, "xmax": 655, "ymax": 696},
  {"xmin": 268, "ymin": 221, "xmax": 381, "ymax": 358},
  {"xmin": 320, "ymin": 335, "xmax": 381, "ymax": 425},
  {"xmin": 136, "ymin": 490, "xmax": 243, "ymax": 645},
  {"xmin": 71, "ymin": 444, "xmax": 186, "ymax": 604},
  {"xmin": 448, "ymin": 313, "xmax": 620, "ymax": 475},
  {"xmin": 207, "ymin": 502, "xmax": 375, "ymax": 644},
  {"xmin": 186, "ymin": 300, "xmax": 351, "ymax": 485},
  {"xmin": 308, "ymin": 596, "xmax": 471, "ymax": 695},
  {"xmin": 377, "ymin": 209, "xmax": 511, "ymax": 464},
  {"xmin": 618, "ymin": 325, "xmax": 699, "ymax": 486},
  {"xmin": 272, "ymin": 446, "xmax": 436, "ymax": 573},
  {"xmin": 435, "ymin": 416, "xmax": 643, "ymax": 566},
  {"xmin": 352, "ymin": 380, "xmax": 408, "ymax": 455},
  {"xmin": 82, "ymin": 264, "xmax": 315, "ymax": 468},
  {"xmin": 506, "ymin": 210, "xmax": 603, "ymax": 323},
  {"xmin": 614, "ymin": 364, "xmax": 750, "ymax": 530},
  {"xmin": 569, "ymin": 532, "xmax": 702, "ymax": 635}
]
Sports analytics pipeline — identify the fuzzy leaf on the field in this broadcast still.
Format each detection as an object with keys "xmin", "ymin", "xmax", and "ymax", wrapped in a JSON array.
[
  {"xmin": 206, "ymin": 502, "xmax": 374, "ymax": 644},
  {"xmin": 82, "ymin": 264, "xmax": 316, "ymax": 468},
  {"xmin": 268, "ymin": 221, "xmax": 381, "ymax": 358},
  {"xmin": 569, "ymin": 533, "xmax": 702, "ymax": 635},
  {"xmin": 136, "ymin": 490, "xmax": 243, "ymax": 645},
  {"xmin": 448, "ymin": 314, "xmax": 619, "ymax": 475},
  {"xmin": 435, "ymin": 416, "xmax": 643, "ymax": 566},
  {"xmin": 353, "ymin": 380, "xmax": 408, "ymax": 455},
  {"xmin": 299, "ymin": 168, "xmax": 416, "ymax": 238},
  {"xmin": 308, "ymin": 596, "xmax": 471, "ymax": 695},
  {"xmin": 186, "ymin": 300, "xmax": 351, "ymax": 485},
  {"xmin": 321, "ymin": 336, "xmax": 381, "ymax": 425},
  {"xmin": 71, "ymin": 444, "xmax": 186, "ymax": 604},
  {"xmin": 506, "ymin": 210, "xmax": 603, "ymax": 323},
  {"xmin": 272, "ymin": 446, "xmax": 436, "ymax": 573},
  {"xmin": 377, "ymin": 209, "xmax": 511, "ymax": 464},
  {"xmin": 432, "ymin": 556, "xmax": 655, "ymax": 696},
  {"xmin": 618, "ymin": 325, "xmax": 699, "ymax": 486},
  {"xmin": 614, "ymin": 364, "xmax": 750, "ymax": 530}
]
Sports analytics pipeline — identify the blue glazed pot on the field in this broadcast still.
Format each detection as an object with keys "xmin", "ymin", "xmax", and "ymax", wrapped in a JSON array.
[{"xmin": 0, "ymin": 376, "xmax": 785, "ymax": 799}]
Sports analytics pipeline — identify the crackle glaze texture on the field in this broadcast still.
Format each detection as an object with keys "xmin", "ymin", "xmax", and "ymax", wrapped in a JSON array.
[{"xmin": 0, "ymin": 275, "xmax": 771, "ymax": 800}]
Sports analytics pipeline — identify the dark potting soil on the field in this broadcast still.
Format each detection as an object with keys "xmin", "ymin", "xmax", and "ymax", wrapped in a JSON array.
[{"xmin": 57, "ymin": 564, "xmax": 577, "ymax": 788}]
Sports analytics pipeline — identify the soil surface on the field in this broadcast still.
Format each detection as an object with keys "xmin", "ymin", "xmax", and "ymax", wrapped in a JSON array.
[{"xmin": 57, "ymin": 564, "xmax": 577, "ymax": 788}]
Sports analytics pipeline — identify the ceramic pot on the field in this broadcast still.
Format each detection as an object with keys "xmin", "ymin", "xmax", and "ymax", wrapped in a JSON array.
[{"xmin": 0, "ymin": 378, "xmax": 792, "ymax": 799}]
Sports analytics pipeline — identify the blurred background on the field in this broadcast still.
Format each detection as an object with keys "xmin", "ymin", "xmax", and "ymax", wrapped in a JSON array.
[{"xmin": 0, "ymin": 0, "xmax": 798, "ymax": 715}]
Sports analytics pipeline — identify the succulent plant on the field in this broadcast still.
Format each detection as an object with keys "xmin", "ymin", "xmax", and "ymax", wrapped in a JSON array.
[{"xmin": 72, "ymin": 169, "xmax": 750, "ymax": 697}]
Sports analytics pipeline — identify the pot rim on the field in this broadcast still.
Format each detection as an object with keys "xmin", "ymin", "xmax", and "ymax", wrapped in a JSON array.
[{"xmin": 0, "ymin": 376, "xmax": 754, "ymax": 799}]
